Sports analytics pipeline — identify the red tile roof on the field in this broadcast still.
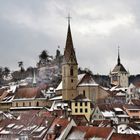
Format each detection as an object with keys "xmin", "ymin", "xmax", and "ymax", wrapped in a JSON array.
[
  {"xmin": 131, "ymin": 99, "xmax": 140, "ymax": 106},
  {"xmin": 14, "ymin": 87, "xmax": 44, "ymax": 99},
  {"xmin": 110, "ymin": 133, "xmax": 140, "ymax": 140},
  {"xmin": 84, "ymin": 127, "xmax": 113, "ymax": 139},
  {"xmin": 92, "ymin": 120, "xmax": 111, "ymax": 126},
  {"xmin": 69, "ymin": 115, "xmax": 88, "ymax": 125},
  {"xmin": 72, "ymin": 126, "xmax": 113, "ymax": 139},
  {"xmin": 48, "ymin": 117, "xmax": 69, "ymax": 134}
]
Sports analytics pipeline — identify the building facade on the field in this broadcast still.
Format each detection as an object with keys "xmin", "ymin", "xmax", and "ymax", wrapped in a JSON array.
[{"xmin": 110, "ymin": 48, "xmax": 129, "ymax": 88}]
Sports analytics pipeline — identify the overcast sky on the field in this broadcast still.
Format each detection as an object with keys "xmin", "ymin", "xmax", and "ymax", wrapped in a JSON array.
[{"xmin": 0, "ymin": 0, "xmax": 140, "ymax": 74}]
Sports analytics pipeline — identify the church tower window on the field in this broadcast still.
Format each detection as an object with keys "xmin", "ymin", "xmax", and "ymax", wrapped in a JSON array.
[
  {"xmin": 70, "ymin": 66, "xmax": 73, "ymax": 76},
  {"xmin": 83, "ymin": 90, "xmax": 85, "ymax": 96}
]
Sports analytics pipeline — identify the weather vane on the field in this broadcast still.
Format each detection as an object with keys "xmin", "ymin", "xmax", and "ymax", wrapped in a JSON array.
[
  {"xmin": 118, "ymin": 45, "xmax": 120, "ymax": 51},
  {"xmin": 66, "ymin": 13, "xmax": 72, "ymax": 25}
]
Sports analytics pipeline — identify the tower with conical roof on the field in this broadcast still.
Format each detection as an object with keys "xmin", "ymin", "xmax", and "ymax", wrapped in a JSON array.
[
  {"xmin": 110, "ymin": 47, "xmax": 129, "ymax": 87},
  {"xmin": 62, "ymin": 15, "xmax": 78, "ymax": 100}
]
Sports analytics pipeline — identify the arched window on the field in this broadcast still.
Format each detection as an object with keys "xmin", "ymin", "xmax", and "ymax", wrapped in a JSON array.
[
  {"xmin": 70, "ymin": 66, "xmax": 73, "ymax": 76},
  {"xmin": 83, "ymin": 90, "xmax": 85, "ymax": 96},
  {"xmin": 37, "ymin": 102, "xmax": 39, "ymax": 106}
]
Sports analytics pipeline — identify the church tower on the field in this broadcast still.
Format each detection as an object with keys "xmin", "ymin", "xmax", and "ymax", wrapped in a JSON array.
[
  {"xmin": 62, "ymin": 16, "xmax": 78, "ymax": 101},
  {"xmin": 110, "ymin": 47, "xmax": 129, "ymax": 87}
]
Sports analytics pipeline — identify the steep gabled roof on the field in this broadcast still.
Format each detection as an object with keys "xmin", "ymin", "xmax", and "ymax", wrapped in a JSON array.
[
  {"xmin": 14, "ymin": 87, "xmax": 45, "ymax": 99},
  {"xmin": 78, "ymin": 73, "xmax": 98, "ymax": 87},
  {"xmin": 112, "ymin": 63, "xmax": 127, "ymax": 73},
  {"xmin": 63, "ymin": 24, "xmax": 77, "ymax": 64}
]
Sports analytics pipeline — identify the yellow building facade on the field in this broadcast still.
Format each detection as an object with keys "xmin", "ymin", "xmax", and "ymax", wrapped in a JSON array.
[{"xmin": 71, "ymin": 94, "xmax": 91, "ymax": 121}]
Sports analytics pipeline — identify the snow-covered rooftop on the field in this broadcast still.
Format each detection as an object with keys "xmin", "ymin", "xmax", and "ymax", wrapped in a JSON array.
[
  {"xmin": 116, "ymin": 114, "xmax": 129, "ymax": 118},
  {"xmin": 48, "ymin": 101, "xmax": 69, "ymax": 111},
  {"xmin": 34, "ymin": 126, "xmax": 45, "ymax": 132},
  {"xmin": 101, "ymin": 111, "xmax": 115, "ymax": 117},
  {"xmin": 49, "ymin": 95, "xmax": 62, "ymax": 101},
  {"xmin": 114, "ymin": 108, "xmax": 123, "ymax": 112},
  {"xmin": 78, "ymin": 74, "xmax": 85, "ymax": 83},
  {"xmin": 78, "ymin": 83, "xmax": 98, "ymax": 87},
  {"xmin": 10, "ymin": 106, "xmax": 43, "ymax": 110},
  {"xmin": 7, "ymin": 85, "xmax": 17, "ymax": 93},
  {"xmin": 55, "ymin": 81, "xmax": 62, "ymax": 91}
]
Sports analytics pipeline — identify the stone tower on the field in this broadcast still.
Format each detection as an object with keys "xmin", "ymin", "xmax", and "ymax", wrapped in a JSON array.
[
  {"xmin": 110, "ymin": 48, "xmax": 129, "ymax": 87},
  {"xmin": 62, "ymin": 18, "xmax": 78, "ymax": 101}
]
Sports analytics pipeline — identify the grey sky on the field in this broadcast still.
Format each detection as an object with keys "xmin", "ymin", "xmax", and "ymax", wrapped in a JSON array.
[{"xmin": 0, "ymin": 0, "xmax": 139, "ymax": 74}]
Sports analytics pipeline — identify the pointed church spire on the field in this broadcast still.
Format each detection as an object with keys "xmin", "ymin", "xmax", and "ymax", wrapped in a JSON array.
[
  {"xmin": 64, "ymin": 14, "xmax": 77, "ymax": 64},
  {"xmin": 117, "ymin": 46, "xmax": 120, "ymax": 65}
]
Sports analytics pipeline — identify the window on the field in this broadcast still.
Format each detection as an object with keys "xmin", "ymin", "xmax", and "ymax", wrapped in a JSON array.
[
  {"xmin": 96, "ymin": 110, "xmax": 98, "ymax": 113},
  {"xmin": 23, "ymin": 102, "xmax": 25, "ymax": 107},
  {"xmin": 80, "ymin": 108, "xmax": 83, "ymax": 113},
  {"xmin": 85, "ymin": 108, "xmax": 88, "ymax": 113},
  {"xmin": 75, "ymin": 108, "xmax": 78, "ymax": 113},
  {"xmin": 99, "ymin": 115, "xmax": 102, "ymax": 119},
  {"xmin": 75, "ymin": 102, "xmax": 77, "ymax": 106},
  {"xmin": 83, "ymin": 90, "xmax": 85, "ymax": 96},
  {"xmin": 16, "ymin": 102, "xmax": 18, "ymax": 107},
  {"xmin": 85, "ymin": 102, "xmax": 87, "ymax": 106},
  {"xmin": 70, "ymin": 66, "xmax": 73, "ymax": 76},
  {"xmin": 80, "ymin": 102, "xmax": 82, "ymax": 106},
  {"xmin": 37, "ymin": 102, "xmax": 39, "ymax": 106},
  {"xmin": 112, "ymin": 75, "xmax": 117, "ymax": 81},
  {"xmin": 29, "ymin": 102, "xmax": 31, "ymax": 106},
  {"xmin": 71, "ymin": 79, "xmax": 73, "ymax": 83}
]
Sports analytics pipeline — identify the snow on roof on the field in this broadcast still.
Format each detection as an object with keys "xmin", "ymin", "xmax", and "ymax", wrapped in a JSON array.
[
  {"xmin": 48, "ymin": 101, "xmax": 68, "ymax": 111},
  {"xmin": 3, "ymin": 112, "xmax": 15, "ymax": 119},
  {"xmin": 110, "ymin": 86, "xmax": 128, "ymax": 92},
  {"xmin": 116, "ymin": 114, "xmax": 129, "ymax": 118},
  {"xmin": 13, "ymin": 125, "xmax": 24, "ymax": 129},
  {"xmin": 46, "ymin": 87, "xmax": 55, "ymax": 93},
  {"xmin": 49, "ymin": 95, "xmax": 62, "ymax": 101},
  {"xmin": 78, "ymin": 74, "xmax": 85, "ymax": 83},
  {"xmin": 56, "ymin": 74, "xmax": 86, "ymax": 91},
  {"xmin": 114, "ymin": 108, "xmax": 123, "ymax": 112},
  {"xmin": 101, "ymin": 111, "xmax": 115, "ymax": 117},
  {"xmin": 2, "ymin": 95, "xmax": 14, "ymax": 103},
  {"xmin": 7, "ymin": 123, "xmax": 15, "ymax": 128},
  {"xmin": 56, "ymin": 81, "xmax": 62, "ymax": 91},
  {"xmin": 116, "ymin": 92, "xmax": 126, "ymax": 96},
  {"xmin": 118, "ymin": 124, "xmax": 140, "ymax": 135},
  {"xmin": 7, "ymin": 85, "xmax": 17, "ymax": 93},
  {"xmin": 78, "ymin": 83, "xmax": 98, "ymax": 87},
  {"xmin": 0, "ymin": 127, "xmax": 3, "ymax": 131},
  {"xmin": 78, "ymin": 74, "xmax": 98, "ymax": 87},
  {"xmin": 0, "ymin": 129, "xmax": 10, "ymax": 134},
  {"xmin": 34, "ymin": 126, "xmax": 45, "ymax": 132},
  {"xmin": 23, "ymin": 125, "xmax": 37, "ymax": 131},
  {"xmin": 10, "ymin": 106, "xmax": 43, "ymax": 110}
]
